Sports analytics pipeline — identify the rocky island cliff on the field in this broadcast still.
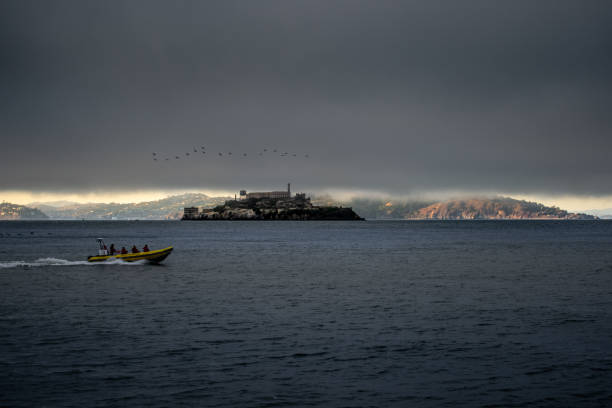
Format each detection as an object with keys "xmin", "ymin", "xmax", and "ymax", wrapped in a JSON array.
[{"xmin": 182, "ymin": 191, "xmax": 363, "ymax": 221}]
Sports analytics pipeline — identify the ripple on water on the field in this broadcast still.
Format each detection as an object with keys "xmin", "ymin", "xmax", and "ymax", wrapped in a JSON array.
[{"xmin": 2, "ymin": 220, "xmax": 612, "ymax": 407}]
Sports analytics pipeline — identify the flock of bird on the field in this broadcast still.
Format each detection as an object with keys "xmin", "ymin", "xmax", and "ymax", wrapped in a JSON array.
[{"xmin": 151, "ymin": 146, "xmax": 310, "ymax": 162}]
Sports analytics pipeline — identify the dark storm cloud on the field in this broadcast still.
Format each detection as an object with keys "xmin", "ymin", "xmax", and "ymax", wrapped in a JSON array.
[{"xmin": 1, "ymin": 0, "xmax": 612, "ymax": 195}]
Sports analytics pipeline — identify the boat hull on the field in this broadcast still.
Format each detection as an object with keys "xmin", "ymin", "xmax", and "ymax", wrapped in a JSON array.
[{"xmin": 87, "ymin": 247, "xmax": 173, "ymax": 263}]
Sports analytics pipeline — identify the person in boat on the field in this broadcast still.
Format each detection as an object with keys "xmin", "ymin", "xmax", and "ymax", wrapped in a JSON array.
[
  {"xmin": 142, "ymin": 244, "xmax": 150, "ymax": 252},
  {"xmin": 131, "ymin": 245, "xmax": 139, "ymax": 253},
  {"xmin": 120, "ymin": 246, "xmax": 128, "ymax": 255},
  {"xmin": 109, "ymin": 244, "xmax": 116, "ymax": 255}
]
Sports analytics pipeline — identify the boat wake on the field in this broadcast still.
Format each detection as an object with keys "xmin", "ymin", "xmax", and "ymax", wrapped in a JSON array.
[{"xmin": 0, "ymin": 257, "xmax": 146, "ymax": 269}]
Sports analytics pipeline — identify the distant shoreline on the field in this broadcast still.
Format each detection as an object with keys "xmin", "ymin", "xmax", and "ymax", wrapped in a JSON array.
[
  {"xmin": 2, "ymin": 194, "xmax": 601, "ymax": 220},
  {"xmin": 2, "ymin": 218, "xmax": 609, "ymax": 222}
]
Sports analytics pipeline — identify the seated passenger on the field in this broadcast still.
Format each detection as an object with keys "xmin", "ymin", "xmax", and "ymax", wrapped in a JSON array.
[
  {"xmin": 142, "ymin": 244, "xmax": 150, "ymax": 252},
  {"xmin": 131, "ymin": 245, "xmax": 139, "ymax": 253},
  {"xmin": 120, "ymin": 246, "xmax": 128, "ymax": 255},
  {"xmin": 109, "ymin": 244, "xmax": 116, "ymax": 255}
]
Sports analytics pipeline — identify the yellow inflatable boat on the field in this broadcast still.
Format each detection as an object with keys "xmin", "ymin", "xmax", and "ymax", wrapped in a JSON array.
[{"xmin": 87, "ymin": 239, "xmax": 173, "ymax": 264}]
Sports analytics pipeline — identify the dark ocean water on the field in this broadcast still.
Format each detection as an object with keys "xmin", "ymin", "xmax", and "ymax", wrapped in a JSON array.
[{"xmin": 1, "ymin": 220, "xmax": 612, "ymax": 407}]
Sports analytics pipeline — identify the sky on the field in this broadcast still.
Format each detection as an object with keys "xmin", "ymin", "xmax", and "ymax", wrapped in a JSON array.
[{"xmin": 2, "ymin": 1, "xmax": 612, "ymax": 210}]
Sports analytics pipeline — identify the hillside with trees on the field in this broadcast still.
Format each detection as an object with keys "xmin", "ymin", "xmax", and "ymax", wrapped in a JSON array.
[
  {"xmin": 313, "ymin": 196, "xmax": 597, "ymax": 220},
  {"xmin": 0, "ymin": 202, "xmax": 48, "ymax": 220},
  {"xmin": 405, "ymin": 197, "xmax": 596, "ymax": 220}
]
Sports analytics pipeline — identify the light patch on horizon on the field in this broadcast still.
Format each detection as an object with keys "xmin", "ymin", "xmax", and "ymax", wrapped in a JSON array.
[{"xmin": 3, "ymin": 188, "xmax": 612, "ymax": 214}]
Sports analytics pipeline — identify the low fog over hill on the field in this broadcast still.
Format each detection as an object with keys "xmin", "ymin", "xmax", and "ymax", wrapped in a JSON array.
[{"xmin": 28, "ymin": 193, "xmax": 229, "ymax": 220}]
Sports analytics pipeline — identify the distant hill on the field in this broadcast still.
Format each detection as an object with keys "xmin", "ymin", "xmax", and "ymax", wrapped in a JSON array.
[
  {"xmin": 584, "ymin": 208, "xmax": 612, "ymax": 219},
  {"xmin": 313, "ymin": 195, "xmax": 597, "ymax": 220},
  {"xmin": 32, "ymin": 193, "xmax": 230, "ymax": 220},
  {"xmin": 406, "ymin": 197, "xmax": 597, "ymax": 220},
  {"xmin": 0, "ymin": 202, "xmax": 49, "ymax": 220},
  {"xmin": 14, "ymin": 194, "xmax": 599, "ymax": 220}
]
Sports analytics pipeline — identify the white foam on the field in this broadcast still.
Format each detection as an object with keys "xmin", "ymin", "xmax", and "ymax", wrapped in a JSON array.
[{"xmin": 0, "ymin": 257, "xmax": 146, "ymax": 269}]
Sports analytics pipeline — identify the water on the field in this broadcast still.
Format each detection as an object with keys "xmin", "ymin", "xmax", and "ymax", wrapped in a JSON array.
[{"xmin": 1, "ymin": 220, "xmax": 612, "ymax": 407}]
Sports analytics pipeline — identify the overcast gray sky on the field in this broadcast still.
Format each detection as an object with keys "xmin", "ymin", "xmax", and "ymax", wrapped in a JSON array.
[{"xmin": 2, "ymin": 0, "xmax": 612, "ymax": 197}]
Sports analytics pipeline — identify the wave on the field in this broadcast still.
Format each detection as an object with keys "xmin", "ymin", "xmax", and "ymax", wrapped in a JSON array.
[{"xmin": 0, "ymin": 257, "xmax": 146, "ymax": 269}]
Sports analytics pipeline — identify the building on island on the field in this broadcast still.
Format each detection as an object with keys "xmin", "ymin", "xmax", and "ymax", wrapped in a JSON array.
[
  {"xmin": 240, "ymin": 183, "xmax": 291, "ymax": 200},
  {"xmin": 181, "ymin": 183, "xmax": 363, "ymax": 221}
]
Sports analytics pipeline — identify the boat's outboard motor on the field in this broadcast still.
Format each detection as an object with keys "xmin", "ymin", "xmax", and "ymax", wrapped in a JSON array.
[{"xmin": 96, "ymin": 238, "xmax": 109, "ymax": 256}]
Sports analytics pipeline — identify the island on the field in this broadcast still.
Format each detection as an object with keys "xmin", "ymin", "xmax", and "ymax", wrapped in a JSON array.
[{"xmin": 182, "ymin": 184, "xmax": 363, "ymax": 221}]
